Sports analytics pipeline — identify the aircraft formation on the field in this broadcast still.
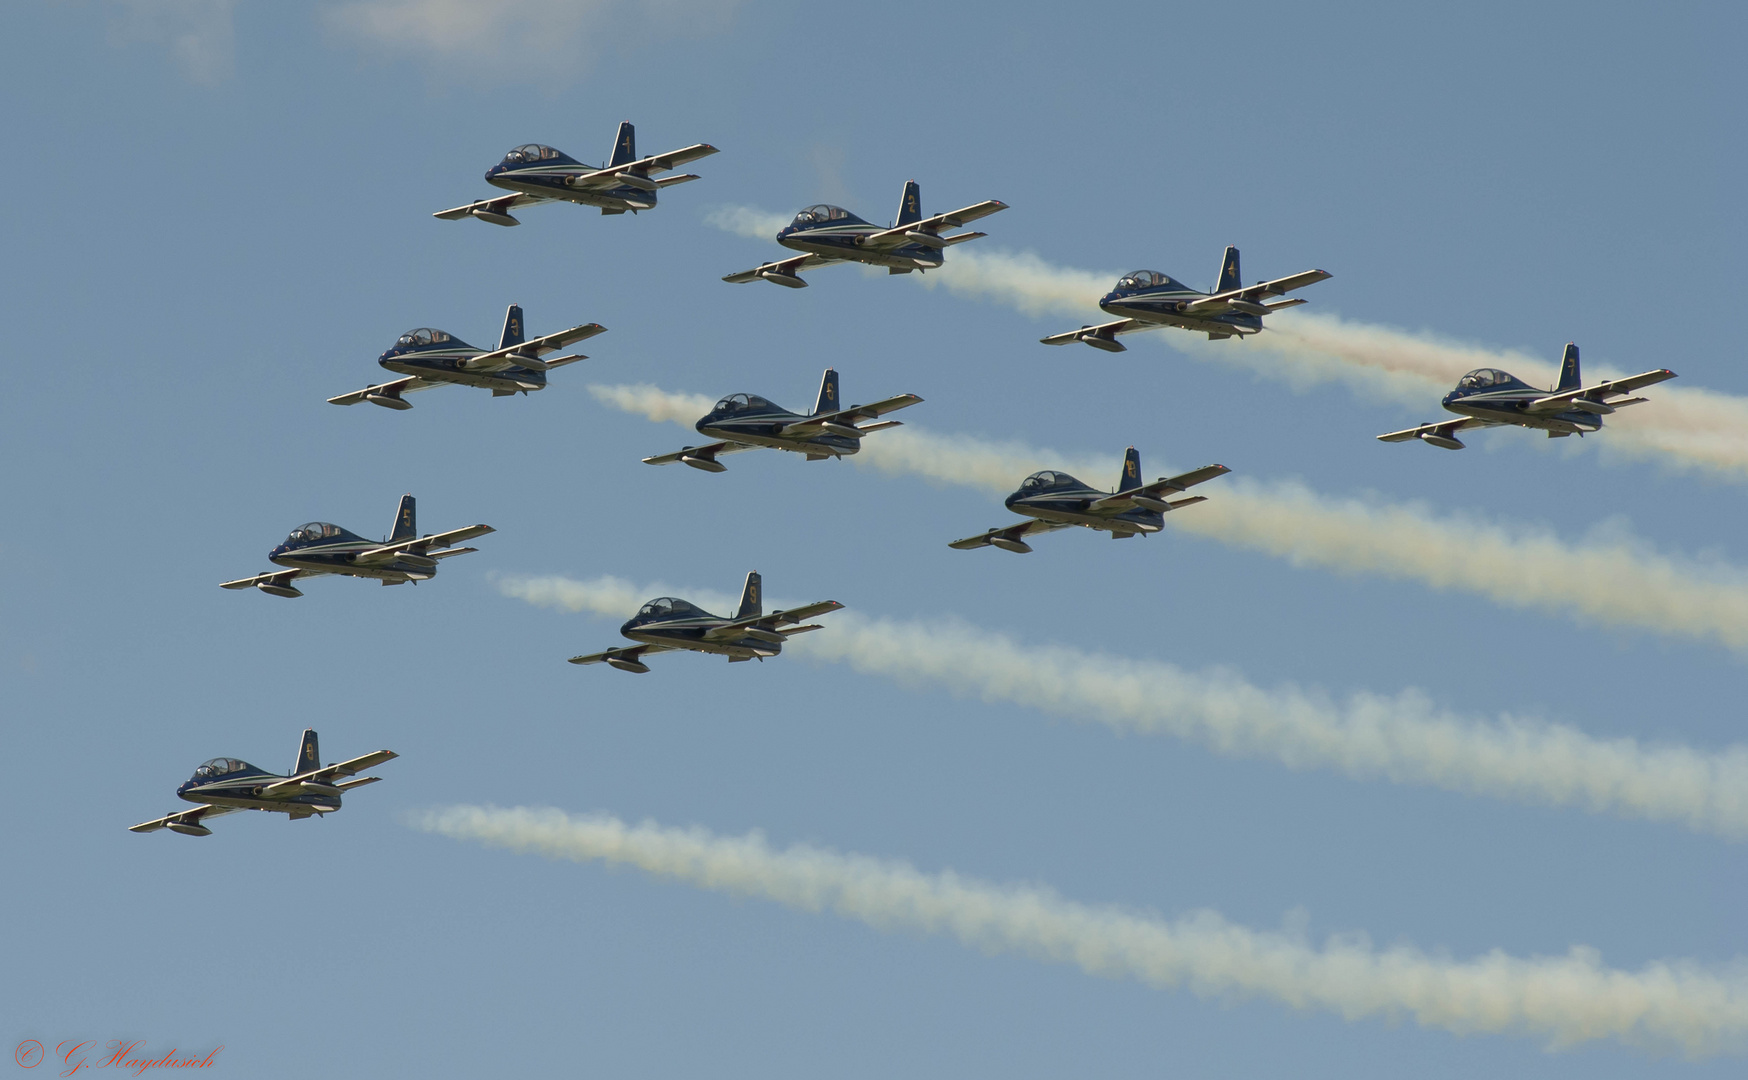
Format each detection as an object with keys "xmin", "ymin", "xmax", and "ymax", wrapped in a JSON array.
[{"xmin": 135, "ymin": 118, "xmax": 1678, "ymax": 833}]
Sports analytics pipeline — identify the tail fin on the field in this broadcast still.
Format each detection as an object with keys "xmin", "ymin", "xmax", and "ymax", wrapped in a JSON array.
[
  {"xmin": 390, "ymin": 494, "xmax": 416, "ymax": 542},
  {"xmin": 1215, "ymin": 246, "xmax": 1241, "ymax": 293},
  {"xmin": 735, "ymin": 571, "xmax": 762, "ymax": 620},
  {"xmin": 498, "ymin": 304, "xmax": 525, "ymax": 350},
  {"xmin": 1117, "ymin": 446, "xmax": 1142, "ymax": 493},
  {"xmin": 1557, "ymin": 343, "xmax": 1581, "ymax": 392},
  {"xmin": 608, "ymin": 121, "xmax": 636, "ymax": 167},
  {"xmin": 894, "ymin": 180, "xmax": 922, "ymax": 227},
  {"xmin": 294, "ymin": 729, "xmax": 320, "ymax": 775},
  {"xmin": 813, "ymin": 368, "xmax": 841, "ymax": 415}
]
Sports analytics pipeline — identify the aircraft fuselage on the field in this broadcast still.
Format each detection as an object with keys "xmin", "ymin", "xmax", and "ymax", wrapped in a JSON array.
[
  {"xmin": 697, "ymin": 413, "xmax": 859, "ymax": 458},
  {"xmin": 175, "ymin": 773, "xmax": 339, "ymax": 818},
  {"xmin": 379, "ymin": 342, "xmax": 547, "ymax": 394},
  {"xmin": 1441, "ymin": 390, "xmax": 1603, "ymax": 435},
  {"xmin": 1005, "ymin": 490, "xmax": 1163, "ymax": 536},
  {"xmin": 485, "ymin": 163, "xmax": 655, "ymax": 213},
  {"xmin": 777, "ymin": 225, "xmax": 945, "ymax": 272},
  {"xmin": 1101, "ymin": 289, "xmax": 1263, "ymax": 339},
  {"xmin": 268, "ymin": 537, "xmax": 435, "ymax": 584},
  {"xmin": 621, "ymin": 618, "xmax": 780, "ymax": 660}
]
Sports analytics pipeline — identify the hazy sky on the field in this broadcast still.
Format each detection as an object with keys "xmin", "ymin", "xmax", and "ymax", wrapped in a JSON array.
[{"xmin": 2, "ymin": 2, "xmax": 1744, "ymax": 1078}]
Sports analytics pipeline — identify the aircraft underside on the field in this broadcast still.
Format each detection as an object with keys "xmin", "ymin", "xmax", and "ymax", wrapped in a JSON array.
[
  {"xmin": 1450, "ymin": 405, "xmax": 1600, "ymax": 435},
  {"xmin": 1112, "ymin": 307, "xmax": 1260, "ymax": 337},
  {"xmin": 784, "ymin": 239, "xmax": 942, "ymax": 271},
  {"xmin": 628, "ymin": 631, "xmax": 779, "ymax": 660},
  {"xmin": 181, "ymin": 794, "xmax": 337, "ymax": 816},
  {"xmin": 272, "ymin": 557, "xmax": 427, "ymax": 583},
  {"xmin": 383, "ymin": 362, "xmax": 543, "ymax": 393},
  {"xmin": 1019, "ymin": 508, "xmax": 1159, "ymax": 535},
  {"xmin": 489, "ymin": 178, "xmax": 650, "ymax": 212},
  {"xmin": 698, "ymin": 429, "xmax": 858, "ymax": 457}
]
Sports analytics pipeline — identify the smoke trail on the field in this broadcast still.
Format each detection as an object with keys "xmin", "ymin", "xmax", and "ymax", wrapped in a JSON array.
[
  {"xmin": 588, "ymin": 383, "xmax": 1748, "ymax": 654},
  {"xmin": 501, "ymin": 573, "xmax": 1748, "ymax": 840},
  {"xmin": 417, "ymin": 805, "xmax": 1748, "ymax": 1055},
  {"xmin": 704, "ymin": 205, "xmax": 789, "ymax": 240},
  {"xmin": 587, "ymin": 383, "xmax": 715, "ymax": 426},
  {"xmin": 704, "ymin": 207, "xmax": 1748, "ymax": 477}
]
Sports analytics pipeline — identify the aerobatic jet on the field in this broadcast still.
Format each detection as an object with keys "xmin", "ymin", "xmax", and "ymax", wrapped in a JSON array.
[
  {"xmin": 1041, "ymin": 247, "xmax": 1331, "ymax": 349},
  {"xmin": 329, "ymin": 304, "xmax": 605, "ymax": 410},
  {"xmin": 723, "ymin": 180, "xmax": 1006, "ymax": 288},
  {"xmin": 950, "ymin": 448, "xmax": 1229, "ymax": 554},
  {"xmin": 568, "ymin": 572, "xmax": 842, "ymax": 673},
  {"xmin": 1377, "ymin": 343, "xmax": 1676, "ymax": 450},
  {"xmin": 220, "ymin": 494, "xmax": 493, "ymax": 597},
  {"xmin": 642, "ymin": 369, "xmax": 920, "ymax": 472},
  {"xmin": 434, "ymin": 121, "xmax": 717, "ymax": 225},
  {"xmin": 129, "ymin": 729, "xmax": 396, "ymax": 837}
]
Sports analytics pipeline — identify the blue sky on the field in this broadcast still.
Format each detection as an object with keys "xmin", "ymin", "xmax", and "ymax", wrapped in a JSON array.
[{"xmin": 2, "ymin": 1, "xmax": 1744, "ymax": 1076}]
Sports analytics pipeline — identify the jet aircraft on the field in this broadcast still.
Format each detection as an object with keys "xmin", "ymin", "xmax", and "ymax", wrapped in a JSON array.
[
  {"xmin": 328, "ymin": 304, "xmax": 606, "ymax": 410},
  {"xmin": 950, "ymin": 448, "xmax": 1229, "ymax": 553},
  {"xmin": 1041, "ymin": 247, "xmax": 1331, "ymax": 349},
  {"xmin": 434, "ymin": 121, "xmax": 718, "ymax": 225},
  {"xmin": 1376, "ymin": 343, "xmax": 1676, "ymax": 449},
  {"xmin": 129, "ymin": 729, "xmax": 396, "ymax": 837},
  {"xmin": 568, "ymin": 571, "xmax": 842, "ymax": 673},
  {"xmin": 220, "ymin": 494, "xmax": 493, "ymax": 597},
  {"xmin": 723, "ymin": 180, "xmax": 1006, "ymax": 288},
  {"xmin": 642, "ymin": 369, "xmax": 920, "ymax": 472}
]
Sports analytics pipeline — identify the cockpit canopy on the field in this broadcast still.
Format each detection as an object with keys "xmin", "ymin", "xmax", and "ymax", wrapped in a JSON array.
[
  {"xmin": 713, "ymin": 392, "xmax": 776, "ymax": 415},
  {"xmin": 287, "ymin": 522, "xmax": 343, "ymax": 544},
  {"xmin": 395, "ymin": 328, "xmax": 457, "ymax": 348},
  {"xmin": 193, "ymin": 757, "xmax": 257, "ymax": 779},
  {"xmin": 1020, "ymin": 470, "xmax": 1080, "ymax": 492},
  {"xmin": 1456, "ymin": 368, "xmax": 1519, "ymax": 390},
  {"xmin": 501, "ymin": 143, "xmax": 567, "ymax": 165},
  {"xmin": 791, "ymin": 204, "xmax": 860, "ymax": 227},
  {"xmin": 636, "ymin": 597, "xmax": 711, "ymax": 621},
  {"xmin": 1117, "ymin": 270, "xmax": 1170, "ymax": 290}
]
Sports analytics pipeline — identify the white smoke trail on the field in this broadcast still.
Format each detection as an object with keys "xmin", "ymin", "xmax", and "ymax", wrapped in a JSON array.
[
  {"xmin": 704, "ymin": 207, "xmax": 1748, "ymax": 477},
  {"xmin": 417, "ymin": 805, "xmax": 1748, "ymax": 1055},
  {"xmin": 588, "ymin": 383, "xmax": 1748, "ymax": 654},
  {"xmin": 587, "ymin": 382, "xmax": 715, "ymax": 426},
  {"xmin": 704, "ymin": 205, "xmax": 789, "ymax": 240},
  {"xmin": 501, "ymin": 573, "xmax": 1748, "ymax": 840}
]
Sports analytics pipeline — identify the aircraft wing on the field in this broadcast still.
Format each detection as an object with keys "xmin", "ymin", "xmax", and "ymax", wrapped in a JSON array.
[
  {"xmin": 1376, "ymin": 416, "xmax": 1493, "ymax": 447},
  {"xmin": 353, "ymin": 525, "xmax": 495, "ymax": 565},
  {"xmin": 641, "ymin": 441, "xmax": 762, "ymax": 470},
  {"xmin": 568, "ymin": 643, "xmax": 677, "ymax": 666},
  {"xmin": 565, "ymin": 143, "xmax": 720, "ymax": 189},
  {"xmin": 460, "ymin": 323, "xmax": 608, "ymax": 373},
  {"xmin": 432, "ymin": 192, "xmax": 544, "ymax": 225},
  {"xmin": 857, "ymin": 200, "xmax": 1009, "ymax": 251},
  {"xmin": 1087, "ymin": 464, "xmax": 1231, "ymax": 511},
  {"xmin": 1181, "ymin": 269, "xmax": 1333, "ymax": 314},
  {"xmin": 777, "ymin": 394, "xmax": 923, "ymax": 436},
  {"xmin": 1524, "ymin": 368, "xmax": 1677, "ymax": 413},
  {"xmin": 328, "ymin": 375, "xmax": 446, "ymax": 407},
  {"xmin": 701, "ymin": 601, "xmax": 846, "ymax": 640},
  {"xmin": 129, "ymin": 804, "xmax": 240, "ymax": 836},
  {"xmin": 948, "ymin": 519, "xmax": 1068, "ymax": 552},
  {"xmin": 722, "ymin": 253, "xmax": 838, "ymax": 286},
  {"xmin": 219, "ymin": 568, "xmax": 317, "ymax": 591},
  {"xmin": 261, "ymin": 750, "xmax": 399, "ymax": 796},
  {"xmin": 1039, "ymin": 318, "xmax": 1149, "ymax": 351}
]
